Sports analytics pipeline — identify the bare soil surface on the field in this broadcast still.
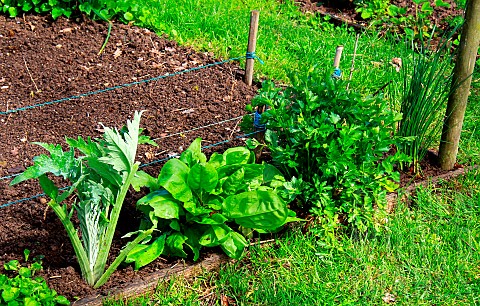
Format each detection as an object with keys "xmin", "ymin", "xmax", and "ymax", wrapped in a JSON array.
[{"xmin": 0, "ymin": 14, "xmax": 258, "ymax": 301}]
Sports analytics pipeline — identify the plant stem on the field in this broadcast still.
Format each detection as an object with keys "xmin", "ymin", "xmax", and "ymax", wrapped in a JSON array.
[
  {"xmin": 93, "ymin": 227, "xmax": 153, "ymax": 288},
  {"xmin": 48, "ymin": 199, "xmax": 93, "ymax": 286},
  {"xmin": 93, "ymin": 163, "xmax": 140, "ymax": 284}
]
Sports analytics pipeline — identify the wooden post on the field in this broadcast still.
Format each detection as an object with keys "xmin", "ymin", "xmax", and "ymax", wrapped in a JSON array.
[
  {"xmin": 245, "ymin": 10, "xmax": 260, "ymax": 86},
  {"xmin": 332, "ymin": 45, "xmax": 344, "ymax": 79},
  {"xmin": 333, "ymin": 45, "xmax": 344, "ymax": 68},
  {"xmin": 439, "ymin": 0, "xmax": 480, "ymax": 170}
]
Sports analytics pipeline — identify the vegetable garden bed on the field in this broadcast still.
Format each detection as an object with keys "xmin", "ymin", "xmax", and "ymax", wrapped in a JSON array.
[
  {"xmin": 0, "ymin": 10, "xmax": 471, "ymax": 304},
  {"xmin": 0, "ymin": 14, "xmax": 258, "ymax": 301}
]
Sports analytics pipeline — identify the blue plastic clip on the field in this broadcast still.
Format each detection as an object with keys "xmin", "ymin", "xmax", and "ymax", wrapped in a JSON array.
[
  {"xmin": 253, "ymin": 110, "xmax": 266, "ymax": 130},
  {"xmin": 332, "ymin": 67, "xmax": 342, "ymax": 79}
]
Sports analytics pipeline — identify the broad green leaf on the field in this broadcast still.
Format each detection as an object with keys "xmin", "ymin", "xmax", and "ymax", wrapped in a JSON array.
[
  {"xmin": 23, "ymin": 297, "xmax": 40, "ymax": 306},
  {"xmin": 264, "ymin": 130, "xmax": 279, "ymax": 148},
  {"xmin": 124, "ymin": 11, "xmax": 134, "ymax": 20},
  {"xmin": 207, "ymin": 152, "xmax": 225, "ymax": 168},
  {"xmin": 179, "ymin": 137, "xmax": 206, "ymax": 168},
  {"xmin": 184, "ymin": 201, "xmax": 211, "ymax": 216},
  {"xmin": 421, "ymin": 1, "xmax": 433, "ymax": 12},
  {"xmin": 1, "ymin": 286, "xmax": 19, "ymax": 302},
  {"xmin": 7, "ymin": 6, "xmax": 17, "ymax": 17},
  {"xmin": 131, "ymin": 170, "xmax": 160, "ymax": 192},
  {"xmin": 18, "ymin": 266, "xmax": 32, "ymax": 278},
  {"xmin": 219, "ymin": 231, "xmax": 248, "ymax": 259},
  {"xmin": 435, "ymin": 0, "xmax": 450, "ymax": 7},
  {"xmin": 22, "ymin": 1, "xmax": 33, "ymax": 11},
  {"xmin": 224, "ymin": 147, "xmax": 252, "ymax": 165},
  {"xmin": 205, "ymin": 194, "xmax": 224, "ymax": 210},
  {"xmin": 99, "ymin": 111, "xmax": 142, "ymax": 174},
  {"xmin": 10, "ymin": 145, "xmax": 77, "ymax": 185},
  {"xmin": 169, "ymin": 219, "xmax": 181, "ymax": 231},
  {"xmin": 222, "ymin": 167, "xmax": 245, "ymax": 195},
  {"xmin": 38, "ymin": 175, "xmax": 58, "ymax": 201},
  {"xmin": 217, "ymin": 164, "xmax": 263, "ymax": 182},
  {"xmin": 199, "ymin": 224, "xmax": 232, "ymax": 247},
  {"xmin": 4, "ymin": 260, "xmax": 19, "ymax": 271},
  {"xmin": 137, "ymin": 190, "xmax": 183, "ymax": 220},
  {"xmin": 262, "ymin": 164, "xmax": 284, "ymax": 183},
  {"xmin": 158, "ymin": 159, "xmax": 192, "ymax": 202},
  {"xmin": 360, "ymin": 10, "xmax": 372, "ymax": 19},
  {"xmin": 223, "ymin": 190, "xmax": 288, "ymax": 231},
  {"xmin": 183, "ymin": 227, "xmax": 202, "ymax": 261},
  {"xmin": 166, "ymin": 233, "xmax": 188, "ymax": 258},
  {"xmin": 51, "ymin": 7, "xmax": 63, "ymax": 19},
  {"xmin": 192, "ymin": 213, "xmax": 228, "ymax": 225},
  {"xmin": 55, "ymin": 296, "xmax": 70, "ymax": 305},
  {"xmin": 125, "ymin": 234, "xmax": 166, "ymax": 270},
  {"xmin": 187, "ymin": 163, "xmax": 218, "ymax": 194}
]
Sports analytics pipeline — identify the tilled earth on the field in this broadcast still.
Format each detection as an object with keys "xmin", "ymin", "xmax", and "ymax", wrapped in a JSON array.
[{"xmin": 0, "ymin": 14, "xmax": 258, "ymax": 301}]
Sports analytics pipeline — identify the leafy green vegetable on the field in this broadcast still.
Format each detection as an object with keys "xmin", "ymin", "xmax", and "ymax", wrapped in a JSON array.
[
  {"xmin": 243, "ymin": 68, "xmax": 410, "ymax": 234},
  {"xmin": 0, "ymin": 253, "xmax": 69, "ymax": 305},
  {"xmin": 128, "ymin": 138, "xmax": 297, "ymax": 269},
  {"xmin": 10, "ymin": 111, "xmax": 156, "ymax": 288}
]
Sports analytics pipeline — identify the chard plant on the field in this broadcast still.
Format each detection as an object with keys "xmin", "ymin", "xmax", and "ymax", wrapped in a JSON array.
[
  {"xmin": 243, "ymin": 68, "xmax": 410, "ymax": 234},
  {"xmin": 126, "ymin": 138, "xmax": 298, "ymax": 269},
  {"xmin": 10, "ymin": 111, "xmax": 155, "ymax": 288}
]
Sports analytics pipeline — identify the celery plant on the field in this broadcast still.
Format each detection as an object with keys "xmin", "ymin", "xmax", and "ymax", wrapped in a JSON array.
[{"xmin": 11, "ymin": 111, "xmax": 154, "ymax": 288}]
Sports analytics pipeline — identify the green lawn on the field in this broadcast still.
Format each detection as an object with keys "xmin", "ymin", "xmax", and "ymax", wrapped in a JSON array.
[{"xmin": 103, "ymin": 0, "xmax": 480, "ymax": 305}]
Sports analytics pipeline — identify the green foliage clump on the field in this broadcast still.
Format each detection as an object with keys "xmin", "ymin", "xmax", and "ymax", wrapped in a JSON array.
[
  {"xmin": 126, "ymin": 138, "xmax": 298, "ymax": 269},
  {"xmin": 243, "ymin": 67, "xmax": 409, "ymax": 233},
  {"xmin": 0, "ymin": 0, "xmax": 139, "ymax": 22},
  {"xmin": 1, "ymin": 250, "xmax": 69, "ymax": 305},
  {"xmin": 396, "ymin": 28, "xmax": 458, "ymax": 173},
  {"xmin": 353, "ymin": 0, "xmax": 457, "ymax": 40}
]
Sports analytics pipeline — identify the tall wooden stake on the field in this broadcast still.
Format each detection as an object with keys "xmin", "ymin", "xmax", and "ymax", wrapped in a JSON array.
[
  {"xmin": 245, "ymin": 10, "xmax": 260, "ymax": 86},
  {"xmin": 439, "ymin": 0, "xmax": 480, "ymax": 170},
  {"xmin": 333, "ymin": 45, "xmax": 344, "ymax": 69}
]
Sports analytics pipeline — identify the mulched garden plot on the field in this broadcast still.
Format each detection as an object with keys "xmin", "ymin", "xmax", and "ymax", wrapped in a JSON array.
[{"xmin": 0, "ymin": 14, "xmax": 258, "ymax": 301}]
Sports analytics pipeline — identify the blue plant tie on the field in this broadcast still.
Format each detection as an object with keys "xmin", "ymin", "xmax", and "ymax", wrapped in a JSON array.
[
  {"xmin": 245, "ymin": 52, "xmax": 265, "ymax": 64},
  {"xmin": 332, "ymin": 67, "xmax": 342, "ymax": 79},
  {"xmin": 253, "ymin": 110, "xmax": 266, "ymax": 130}
]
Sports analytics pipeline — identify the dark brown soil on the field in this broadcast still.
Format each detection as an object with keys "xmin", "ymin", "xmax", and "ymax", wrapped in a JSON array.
[{"xmin": 0, "ymin": 14, "xmax": 258, "ymax": 302}]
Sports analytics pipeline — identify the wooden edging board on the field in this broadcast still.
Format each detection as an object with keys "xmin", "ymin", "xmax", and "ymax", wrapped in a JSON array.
[{"xmin": 72, "ymin": 253, "xmax": 228, "ymax": 306}]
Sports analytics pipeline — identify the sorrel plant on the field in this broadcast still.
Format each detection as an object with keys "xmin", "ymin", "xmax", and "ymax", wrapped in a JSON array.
[
  {"xmin": 11, "ymin": 111, "xmax": 155, "ymax": 288},
  {"xmin": 125, "ymin": 138, "xmax": 298, "ymax": 269}
]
